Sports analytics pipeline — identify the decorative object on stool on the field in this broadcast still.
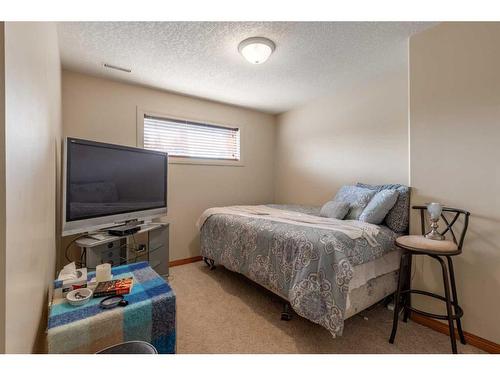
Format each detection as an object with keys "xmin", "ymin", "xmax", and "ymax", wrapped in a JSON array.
[
  {"xmin": 389, "ymin": 205, "xmax": 470, "ymax": 354},
  {"xmin": 425, "ymin": 202, "xmax": 445, "ymax": 240}
]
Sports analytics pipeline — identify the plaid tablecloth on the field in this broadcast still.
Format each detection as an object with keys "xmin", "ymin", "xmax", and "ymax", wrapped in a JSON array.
[{"xmin": 48, "ymin": 262, "xmax": 176, "ymax": 354}]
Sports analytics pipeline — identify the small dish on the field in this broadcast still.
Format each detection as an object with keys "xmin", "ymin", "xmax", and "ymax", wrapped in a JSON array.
[{"xmin": 66, "ymin": 288, "xmax": 93, "ymax": 306}]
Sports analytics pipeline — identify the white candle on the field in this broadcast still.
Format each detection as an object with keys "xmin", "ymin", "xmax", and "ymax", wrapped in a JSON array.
[{"xmin": 96, "ymin": 263, "xmax": 112, "ymax": 282}]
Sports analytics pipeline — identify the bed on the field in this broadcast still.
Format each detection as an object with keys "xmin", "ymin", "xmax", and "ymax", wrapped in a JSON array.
[{"xmin": 198, "ymin": 203, "xmax": 405, "ymax": 338}]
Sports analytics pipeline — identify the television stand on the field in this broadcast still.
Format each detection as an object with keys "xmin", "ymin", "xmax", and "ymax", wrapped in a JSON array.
[{"xmin": 75, "ymin": 222, "xmax": 169, "ymax": 276}]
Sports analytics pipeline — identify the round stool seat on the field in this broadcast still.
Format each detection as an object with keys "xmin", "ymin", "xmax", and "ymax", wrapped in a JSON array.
[
  {"xmin": 96, "ymin": 340, "xmax": 158, "ymax": 354},
  {"xmin": 396, "ymin": 235, "xmax": 459, "ymax": 255}
]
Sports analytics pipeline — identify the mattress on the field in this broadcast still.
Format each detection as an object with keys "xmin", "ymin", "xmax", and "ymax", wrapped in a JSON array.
[
  {"xmin": 345, "ymin": 270, "xmax": 399, "ymax": 319},
  {"xmin": 345, "ymin": 249, "xmax": 401, "ymax": 317},
  {"xmin": 349, "ymin": 248, "xmax": 401, "ymax": 291}
]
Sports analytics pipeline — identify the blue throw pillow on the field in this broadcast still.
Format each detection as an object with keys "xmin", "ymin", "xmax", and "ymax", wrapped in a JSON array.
[
  {"xmin": 356, "ymin": 183, "xmax": 411, "ymax": 233},
  {"xmin": 333, "ymin": 185, "xmax": 376, "ymax": 220},
  {"xmin": 320, "ymin": 201, "xmax": 350, "ymax": 219},
  {"xmin": 359, "ymin": 189, "xmax": 399, "ymax": 224}
]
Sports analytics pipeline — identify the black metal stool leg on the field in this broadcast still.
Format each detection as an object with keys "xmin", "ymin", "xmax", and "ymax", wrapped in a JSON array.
[
  {"xmin": 436, "ymin": 256, "xmax": 458, "ymax": 354},
  {"xmin": 447, "ymin": 256, "xmax": 466, "ymax": 345},
  {"xmin": 389, "ymin": 252, "xmax": 407, "ymax": 344},
  {"xmin": 403, "ymin": 254, "xmax": 412, "ymax": 323}
]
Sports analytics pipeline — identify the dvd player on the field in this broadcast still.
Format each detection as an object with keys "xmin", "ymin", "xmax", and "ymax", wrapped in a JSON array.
[{"xmin": 107, "ymin": 222, "xmax": 142, "ymax": 236}]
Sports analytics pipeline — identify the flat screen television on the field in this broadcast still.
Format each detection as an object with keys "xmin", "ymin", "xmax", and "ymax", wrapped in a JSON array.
[{"xmin": 62, "ymin": 137, "xmax": 168, "ymax": 236}]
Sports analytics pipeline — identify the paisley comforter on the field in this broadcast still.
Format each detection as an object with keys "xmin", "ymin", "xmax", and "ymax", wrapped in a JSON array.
[{"xmin": 199, "ymin": 204, "xmax": 399, "ymax": 337}]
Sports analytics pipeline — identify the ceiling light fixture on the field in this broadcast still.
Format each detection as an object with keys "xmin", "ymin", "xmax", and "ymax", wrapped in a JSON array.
[
  {"xmin": 238, "ymin": 37, "xmax": 275, "ymax": 65},
  {"xmin": 103, "ymin": 63, "xmax": 132, "ymax": 73}
]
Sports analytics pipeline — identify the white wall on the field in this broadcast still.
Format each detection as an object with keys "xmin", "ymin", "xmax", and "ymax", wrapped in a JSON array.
[
  {"xmin": 274, "ymin": 59, "xmax": 409, "ymax": 205},
  {"xmin": 3, "ymin": 22, "xmax": 61, "ymax": 353},
  {"xmin": 409, "ymin": 22, "xmax": 500, "ymax": 344},
  {"xmin": 0, "ymin": 22, "xmax": 6, "ymax": 354},
  {"xmin": 61, "ymin": 71, "xmax": 276, "ymax": 263}
]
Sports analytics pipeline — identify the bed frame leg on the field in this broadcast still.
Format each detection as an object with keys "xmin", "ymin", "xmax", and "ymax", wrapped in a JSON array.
[
  {"xmin": 281, "ymin": 302, "xmax": 293, "ymax": 321},
  {"xmin": 203, "ymin": 257, "xmax": 216, "ymax": 270},
  {"xmin": 383, "ymin": 295, "xmax": 393, "ymax": 308}
]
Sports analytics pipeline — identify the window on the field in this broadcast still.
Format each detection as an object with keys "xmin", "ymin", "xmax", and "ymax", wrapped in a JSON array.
[{"xmin": 143, "ymin": 115, "xmax": 241, "ymax": 162}]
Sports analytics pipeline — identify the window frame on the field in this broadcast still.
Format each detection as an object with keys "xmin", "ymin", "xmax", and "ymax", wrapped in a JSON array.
[{"xmin": 137, "ymin": 108, "xmax": 244, "ymax": 167}]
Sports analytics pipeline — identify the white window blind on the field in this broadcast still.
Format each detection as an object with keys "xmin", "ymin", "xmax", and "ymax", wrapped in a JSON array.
[{"xmin": 143, "ymin": 115, "xmax": 240, "ymax": 161}]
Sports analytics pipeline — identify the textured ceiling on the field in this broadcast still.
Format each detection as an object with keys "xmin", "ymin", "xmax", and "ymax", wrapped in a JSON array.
[{"xmin": 58, "ymin": 22, "xmax": 435, "ymax": 114}]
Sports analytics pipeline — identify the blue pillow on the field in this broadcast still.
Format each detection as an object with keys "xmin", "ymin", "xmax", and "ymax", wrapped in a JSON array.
[
  {"xmin": 356, "ymin": 183, "xmax": 411, "ymax": 233},
  {"xmin": 333, "ymin": 185, "xmax": 376, "ymax": 220},
  {"xmin": 320, "ymin": 201, "xmax": 350, "ymax": 219},
  {"xmin": 359, "ymin": 189, "xmax": 399, "ymax": 224}
]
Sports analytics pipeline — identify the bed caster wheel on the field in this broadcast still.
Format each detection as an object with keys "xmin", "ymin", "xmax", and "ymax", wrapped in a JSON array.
[
  {"xmin": 203, "ymin": 257, "xmax": 216, "ymax": 270},
  {"xmin": 281, "ymin": 312, "xmax": 292, "ymax": 321},
  {"xmin": 281, "ymin": 302, "xmax": 292, "ymax": 321}
]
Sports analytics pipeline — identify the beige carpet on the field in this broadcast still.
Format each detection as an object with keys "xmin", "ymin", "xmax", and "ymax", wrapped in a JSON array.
[{"xmin": 168, "ymin": 261, "xmax": 484, "ymax": 354}]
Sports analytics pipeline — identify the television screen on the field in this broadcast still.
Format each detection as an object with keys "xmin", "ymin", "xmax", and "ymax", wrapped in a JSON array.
[{"xmin": 64, "ymin": 138, "xmax": 167, "ymax": 234}]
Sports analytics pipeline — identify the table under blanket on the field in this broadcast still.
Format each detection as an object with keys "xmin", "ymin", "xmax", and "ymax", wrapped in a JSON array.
[{"xmin": 48, "ymin": 262, "xmax": 176, "ymax": 354}]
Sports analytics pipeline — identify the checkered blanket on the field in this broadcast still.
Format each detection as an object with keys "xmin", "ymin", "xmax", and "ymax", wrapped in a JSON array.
[{"xmin": 48, "ymin": 262, "xmax": 176, "ymax": 354}]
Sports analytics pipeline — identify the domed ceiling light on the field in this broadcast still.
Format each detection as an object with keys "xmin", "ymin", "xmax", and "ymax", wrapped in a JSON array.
[{"xmin": 238, "ymin": 37, "xmax": 275, "ymax": 64}]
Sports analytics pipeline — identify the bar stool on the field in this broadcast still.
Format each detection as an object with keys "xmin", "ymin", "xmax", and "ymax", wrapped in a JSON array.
[
  {"xmin": 389, "ymin": 205, "xmax": 470, "ymax": 354},
  {"xmin": 96, "ymin": 340, "xmax": 158, "ymax": 354}
]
